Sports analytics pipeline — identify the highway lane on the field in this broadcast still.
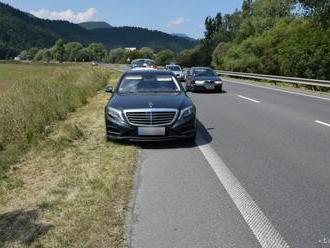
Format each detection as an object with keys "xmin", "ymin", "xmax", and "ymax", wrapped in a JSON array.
[
  {"xmin": 107, "ymin": 65, "xmax": 330, "ymax": 247},
  {"xmin": 188, "ymin": 80, "xmax": 330, "ymax": 248}
]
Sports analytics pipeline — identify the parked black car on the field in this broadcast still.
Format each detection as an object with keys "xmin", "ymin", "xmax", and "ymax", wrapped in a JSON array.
[
  {"xmin": 105, "ymin": 70, "xmax": 196, "ymax": 142},
  {"xmin": 186, "ymin": 67, "xmax": 223, "ymax": 92}
]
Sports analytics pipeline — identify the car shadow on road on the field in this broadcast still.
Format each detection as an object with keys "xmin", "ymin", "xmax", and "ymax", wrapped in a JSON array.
[
  {"xmin": 0, "ymin": 208, "xmax": 53, "ymax": 246},
  {"xmin": 136, "ymin": 119, "xmax": 213, "ymax": 150}
]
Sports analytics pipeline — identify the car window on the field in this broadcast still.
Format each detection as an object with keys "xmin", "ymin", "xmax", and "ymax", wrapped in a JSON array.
[
  {"xmin": 167, "ymin": 66, "xmax": 181, "ymax": 71},
  {"xmin": 118, "ymin": 74, "xmax": 181, "ymax": 93},
  {"xmin": 193, "ymin": 69, "xmax": 215, "ymax": 77},
  {"xmin": 132, "ymin": 60, "xmax": 155, "ymax": 67}
]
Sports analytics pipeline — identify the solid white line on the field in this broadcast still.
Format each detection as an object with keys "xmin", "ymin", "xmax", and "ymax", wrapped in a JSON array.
[
  {"xmin": 238, "ymin": 95, "xmax": 261, "ymax": 103},
  {"xmin": 315, "ymin": 120, "xmax": 330, "ymax": 127},
  {"xmin": 225, "ymin": 79, "xmax": 330, "ymax": 101},
  {"xmin": 196, "ymin": 133, "xmax": 290, "ymax": 248}
]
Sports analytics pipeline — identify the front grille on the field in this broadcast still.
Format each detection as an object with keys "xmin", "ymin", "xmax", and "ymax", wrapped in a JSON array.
[{"xmin": 124, "ymin": 109, "xmax": 178, "ymax": 126}]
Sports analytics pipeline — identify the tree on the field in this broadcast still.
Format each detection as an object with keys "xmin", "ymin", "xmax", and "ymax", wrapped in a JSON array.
[
  {"xmin": 52, "ymin": 39, "xmax": 65, "ymax": 62},
  {"xmin": 76, "ymin": 48, "xmax": 92, "ymax": 62},
  {"xmin": 125, "ymin": 50, "xmax": 144, "ymax": 62},
  {"xmin": 87, "ymin": 43, "xmax": 105, "ymax": 61},
  {"xmin": 34, "ymin": 49, "xmax": 51, "ymax": 62},
  {"xmin": 177, "ymin": 48, "xmax": 201, "ymax": 67},
  {"xmin": 212, "ymin": 43, "xmax": 232, "ymax": 69},
  {"xmin": 64, "ymin": 42, "xmax": 83, "ymax": 61},
  {"xmin": 155, "ymin": 49, "xmax": 176, "ymax": 66},
  {"xmin": 140, "ymin": 47, "xmax": 155, "ymax": 59},
  {"xmin": 108, "ymin": 48, "xmax": 126, "ymax": 63},
  {"xmin": 19, "ymin": 48, "xmax": 39, "ymax": 60},
  {"xmin": 297, "ymin": 0, "xmax": 330, "ymax": 23},
  {"xmin": 242, "ymin": 0, "xmax": 253, "ymax": 19}
]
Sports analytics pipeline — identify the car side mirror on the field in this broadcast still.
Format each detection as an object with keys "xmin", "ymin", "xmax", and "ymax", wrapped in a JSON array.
[{"xmin": 104, "ymin": 85, "xmax": 113, "ymax": 93}]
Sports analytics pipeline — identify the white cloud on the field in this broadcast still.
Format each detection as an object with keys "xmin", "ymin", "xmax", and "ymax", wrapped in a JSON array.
[
  {"xmin": 30, "ymin": 8, "xmax": 97, "ymax": 23},
  {"xmin": 167, "ymin": 17, "xmax": 189, "ymax": 28}
]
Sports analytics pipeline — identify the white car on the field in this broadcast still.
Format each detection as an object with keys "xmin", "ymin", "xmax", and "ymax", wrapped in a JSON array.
[{"xmin": 165, "ymin": 65, "xmax": 184, "ymax": 81}]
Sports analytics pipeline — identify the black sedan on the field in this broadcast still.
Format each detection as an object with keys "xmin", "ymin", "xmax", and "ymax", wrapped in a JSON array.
[
  {"xmin": 104, "ymin": 70, "xmax": 196, "ymax": 142},
  {"xmin": 186, "ymin": 67, "xmax": 223, "ymax": 92}
]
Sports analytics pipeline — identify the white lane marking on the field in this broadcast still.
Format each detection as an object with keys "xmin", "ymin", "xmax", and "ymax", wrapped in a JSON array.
[
  {"xmin": 196, "ymin": 133, "xmax": 290, "ymax": 248},
  {"xmin": 226, "ymin": 79, "xmax": 330, "ymax": 101},
  {"xmin": 315, "ymin": 120, "xmax": 330, "ymax": 127},
  {"xmin": 238, "ymin": 95, "xmax": 261, "ymax": 103}
]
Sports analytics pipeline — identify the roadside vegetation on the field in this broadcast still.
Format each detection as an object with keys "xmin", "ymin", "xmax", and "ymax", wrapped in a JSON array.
[
  {"xmin": 0, "ymin": 65, "xmax": 137, "ymax": 247},
  {"xmin": 0, "ymin": 63, "xmax": 112, "ymax": 180},
  {"xmin": 18, "ymin": 39, "xmax": 178, "ymax": 66},
  {"xmin": 205, "ymin": 0, "xmax": 330, "ymax": 80}
]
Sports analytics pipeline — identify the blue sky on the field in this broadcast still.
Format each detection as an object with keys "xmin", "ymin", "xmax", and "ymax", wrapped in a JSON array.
[{"xmin": 2, "ymin": 0, "xmax": 243, "ymax": 38}]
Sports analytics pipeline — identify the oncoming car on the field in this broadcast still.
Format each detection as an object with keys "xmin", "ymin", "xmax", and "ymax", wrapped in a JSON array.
[
  {"xmin": 186, "ymin": 67, "xmax": 223, "ymax": 92},
  {"xmin": 104, "ymin": 70, "xmax": 196, "ymax": 142},
  {"xmin": 131, "ymin": 59, "xmax": 157, "ymax": 70},
  {"xmin": 165, "ymin": 64, "xmax": 184, "ymax": 81}
]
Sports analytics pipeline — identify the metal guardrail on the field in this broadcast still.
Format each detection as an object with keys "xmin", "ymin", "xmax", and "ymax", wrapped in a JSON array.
[{"xmin": 217, "ymin": 70, "xmax": 330, "ymax": 88}]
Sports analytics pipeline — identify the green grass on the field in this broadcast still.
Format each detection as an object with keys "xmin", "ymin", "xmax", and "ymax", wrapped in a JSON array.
[
  {"xmin": 0, "ymin": 66, "xmax": 137, "ymax": 247},
  {"xmin": 0, "ymin": 63, "xmax": 76, "ymax": 88},
  {"xmin": 0, "ymin": 63, "xmax": 114, "ymax": 179}
]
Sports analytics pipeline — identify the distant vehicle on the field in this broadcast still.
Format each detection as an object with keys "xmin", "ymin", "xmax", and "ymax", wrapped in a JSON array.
[
  {"xmin": 131, "ymin": 59, "xmax": 157, "ymax": 69},
  {"xmin": 104, "ymin": 70, "xmax": 196, "ymax": 142},
  {"xmin": 91, "ymin": 61, "xmax": 98, "ymax": 66},
  {"xmin": 165, "ymin": 65, "xmax": 184, "ymax": 81},
  {"xmin": 186, "ymin": 67, "xmax": 223, "ymax": 93}
]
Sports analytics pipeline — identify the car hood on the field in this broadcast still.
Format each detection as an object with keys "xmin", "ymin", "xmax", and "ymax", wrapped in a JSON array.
[
  {"xmin": 193, "ymin": 76, "xmax": 220, "ymax": 81},
  {"xmin": 109, "ymin": 93, "xmax": 192, "ymax": 110}
]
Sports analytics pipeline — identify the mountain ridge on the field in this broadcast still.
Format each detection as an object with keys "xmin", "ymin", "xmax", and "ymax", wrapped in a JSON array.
[
  {"xmin": 79, "ymin": 21, "xmax": 112, "ymax": 30},
  {"xmin": 0, "ymin": 2, "xmax": 197, "ymax": 58}
]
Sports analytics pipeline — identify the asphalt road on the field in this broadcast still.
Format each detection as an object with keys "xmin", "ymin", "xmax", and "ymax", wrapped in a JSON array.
[{"xmin": 108, "ymin": 65, "xmax": 330, "ymax": 248}]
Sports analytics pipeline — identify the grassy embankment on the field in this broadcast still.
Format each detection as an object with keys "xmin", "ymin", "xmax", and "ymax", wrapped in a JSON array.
[{"xmin": 0, "ymin": 63, "xmax": 137, "ymax": 247}]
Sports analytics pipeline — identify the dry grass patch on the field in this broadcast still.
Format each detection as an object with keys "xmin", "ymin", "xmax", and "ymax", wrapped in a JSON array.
[{"xmin": 0, "ymin": 72, "xmax": 137, "ymax": 247}]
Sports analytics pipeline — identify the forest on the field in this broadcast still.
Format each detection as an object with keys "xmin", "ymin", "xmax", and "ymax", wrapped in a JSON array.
[
  {"xmin": 188, "ymin": 0, "xmax": 330, "ymax": 80},
  {"xmin": 0, "ymin": 2, "xmax": 196, "ymax": 59}
]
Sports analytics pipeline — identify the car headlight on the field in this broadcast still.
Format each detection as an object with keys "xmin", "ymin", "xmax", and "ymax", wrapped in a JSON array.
[
  {"xmin": 215, "ymin": 80, "xmax": 222, "ymax": 84},
  {"xmin": 178, "ymin": 106, "xmax": 194, "ymax": 120},
  {"xmin": 195, "ymin": 80, "xmax": 205, "ymax": 85},
  {"xmin": 108, "ymin": 107, "xmax": 125, "ymax": 123}
]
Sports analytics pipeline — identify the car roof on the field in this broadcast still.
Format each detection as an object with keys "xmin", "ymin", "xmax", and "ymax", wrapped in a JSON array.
[
  {"xmin": 131, "ymin": 58, "xmax": 155, "ymax": 63},
  {"xmin": 125, "ymin": 70, "xmax": 174, "ymax": 76}
]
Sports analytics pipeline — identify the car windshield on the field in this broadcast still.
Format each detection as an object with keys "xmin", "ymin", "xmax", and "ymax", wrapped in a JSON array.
[
  {"xmin": 167, "ymin": 66, "xmax": 181, "ymax": 71},
  {"xmin": 132, "ymin": 60, "xmax": 155, "ymax": 67},
  {"xmin": 193, "ymin": 69, "xmax": 215, "ymax": 77},
  {"xmin": 118, "ymin": 74, "xmax": 181, "ymax": 93}
]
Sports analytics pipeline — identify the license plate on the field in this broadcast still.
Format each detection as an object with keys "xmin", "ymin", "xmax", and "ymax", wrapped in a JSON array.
[
  {"xmin": 138, "ymin": 127, "xmax": 166, "ymax": 136},
  {"xmin": 205, "ymin": 84, "xmax": 215, "ymax": 89}
]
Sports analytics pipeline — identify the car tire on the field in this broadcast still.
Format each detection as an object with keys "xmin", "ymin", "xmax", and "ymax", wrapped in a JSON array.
[{"xmin": 216, "ymin": 85, "xmax": 222, "ymax": 93}]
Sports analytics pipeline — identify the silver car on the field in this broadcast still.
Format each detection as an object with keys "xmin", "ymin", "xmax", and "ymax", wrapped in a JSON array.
[{"xmin": 165, "ymin": 65, "xmax": 184, "ymax": 81}]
